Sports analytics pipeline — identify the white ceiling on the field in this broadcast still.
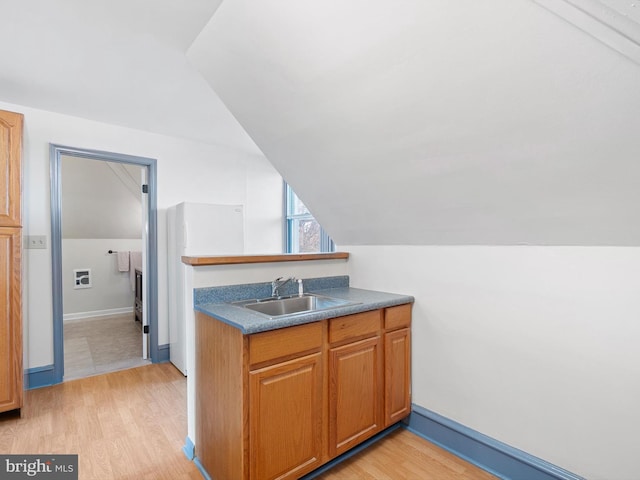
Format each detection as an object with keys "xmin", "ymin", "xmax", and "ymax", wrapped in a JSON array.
[
  {"xmin": 0, "ymin": 0, "xmax": 259, "ymax": 152},
  {"xmin": 599, "ymin": 0, "xmax": 640, "ymax": 23},
  {"xmin": 3, "ymin": 0, "xmax": 640, "ymax": 245}
]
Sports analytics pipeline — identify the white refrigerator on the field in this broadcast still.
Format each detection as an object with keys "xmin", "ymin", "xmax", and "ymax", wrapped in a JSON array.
[{"xmin": 167, "ymin": 202, "xmax": 244, "ymax": 374}]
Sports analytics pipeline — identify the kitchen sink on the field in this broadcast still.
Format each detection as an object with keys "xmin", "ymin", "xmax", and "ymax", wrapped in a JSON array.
[{"xmin": 233, "ymin": 293, "xmax": 357, "ymax": 318}]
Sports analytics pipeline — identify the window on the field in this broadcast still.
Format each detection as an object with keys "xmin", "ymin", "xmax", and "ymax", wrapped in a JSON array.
[{"xmin": 285, "ymin": 183, "xmax": 335, "ymax": 253}]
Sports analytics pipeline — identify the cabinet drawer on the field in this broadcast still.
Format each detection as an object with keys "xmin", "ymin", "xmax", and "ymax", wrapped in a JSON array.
[
  {"xmin": 329, "ymin": 310, "xmax": 381, "ymax": 345},
  {"xmin": 384, "ymin": 304, "xmax": 411, "ymax": 330},
  {"xmin": 250, "ymin": 321, "xmax": 323, "ymax": 367}
]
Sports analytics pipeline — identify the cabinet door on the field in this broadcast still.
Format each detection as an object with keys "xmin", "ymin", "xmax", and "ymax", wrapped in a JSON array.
[
  {"xmin": 0, "ymin": 227, "xmax": 22, "ymax": 412},
  {"xmin": 384, "ymin": 327, "xmax": 411, "ymax": 426},
  {"xmin": 0, "ymin": 110, "xmax": 22, "ymax": 227},
  {"xmin": 329, "ymin": 336, "xmax": 382, "ymax": 457},
  {"xmin": 250, "ymin": 352, "xmax": 323, "ymax": 480}
]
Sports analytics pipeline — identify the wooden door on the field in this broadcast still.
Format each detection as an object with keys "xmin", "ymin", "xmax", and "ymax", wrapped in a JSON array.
[
  {"xmin": 250, "ymin": 352, "xmax": 323, "ymax": 480},
  {"xmin": 384, "ymin": 327, "xmax": 411, "ymax": 426},
  {"xmin": 328, "ymin": 336, "xmax": 382, "ymax": 457},
  {"xmin": 0, "ymin": 227, "xmax": 22, "ymax": 412},
  {"xmin": 0, "ymin": 110, "xmax": 23, "ymax": 227}
]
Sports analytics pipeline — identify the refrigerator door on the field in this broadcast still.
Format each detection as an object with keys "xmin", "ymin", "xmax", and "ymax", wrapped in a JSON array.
[{"xmin": 182, "ymin": 202, "xmax": 244, "ymax": 256}]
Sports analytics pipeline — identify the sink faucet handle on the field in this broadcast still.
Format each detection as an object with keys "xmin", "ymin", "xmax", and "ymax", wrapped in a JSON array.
[{"xmin": 271, "ymin": 276, "xmax": 295, "ymax": 297}]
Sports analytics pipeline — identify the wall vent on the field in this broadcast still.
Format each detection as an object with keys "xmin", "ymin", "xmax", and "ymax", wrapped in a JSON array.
[{"xmin": 73, "ymin": 268, "xmax": 92, "ymax": 289}]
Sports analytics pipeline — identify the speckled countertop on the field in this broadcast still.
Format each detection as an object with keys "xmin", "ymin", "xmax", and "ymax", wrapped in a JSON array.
[{"xmin": 194, "ymin": 276, "xmax": 414, "ymax": 334}]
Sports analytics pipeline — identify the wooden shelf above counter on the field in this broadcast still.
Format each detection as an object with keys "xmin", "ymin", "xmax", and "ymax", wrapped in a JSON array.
[{"xmin": 181, "ymin": 251, "xmax": 349, "ymax": 266}]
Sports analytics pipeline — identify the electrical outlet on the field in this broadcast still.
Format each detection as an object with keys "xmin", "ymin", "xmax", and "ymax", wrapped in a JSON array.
[{"xmin": 24, "ymin": 235, "xmax": 47, "ymax": 249}]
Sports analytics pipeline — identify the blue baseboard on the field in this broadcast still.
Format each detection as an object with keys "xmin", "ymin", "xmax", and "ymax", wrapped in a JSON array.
[
  {"xmin": 26, "ymin": 344, "xmax": 170, "ymax": 390},
  {"xmin": 193, "ymin": 457, "xmax": 212, "ymax": 480},
  {"xmin": 182, "ymin": 436, "xmax": 195, "ymax": 461},
  {"xmin": 408, "ymin": 405, "xmax": 585, "ymax": 480},
  {"xmin": 24, "ymin": 364, "xmax": 57, "ymax": 390},
  {"xmin": 186, "ymin": 436, "xmax": 212, "ymax": 480},
  {"xmin": 155, "ymin": 343, "xmax": 170, "ymax": 363}
]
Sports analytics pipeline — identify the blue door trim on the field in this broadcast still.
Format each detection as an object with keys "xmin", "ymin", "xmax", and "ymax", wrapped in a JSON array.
[{"xmin": 49, "ymin": 144, "xmax": 160, "ymax": 384}]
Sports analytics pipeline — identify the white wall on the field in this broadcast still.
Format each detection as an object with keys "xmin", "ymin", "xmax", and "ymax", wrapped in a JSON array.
[
  {"xmin": 2, "ymin": 100, "xmax": 283, "ymax": 371},
  {"xmin": 62, "ymin": 239, "xmax": 142, "ymax": 317},
  {"xmin": 345, "ymin": 245, "xmax": 640, "ymax": 480}
]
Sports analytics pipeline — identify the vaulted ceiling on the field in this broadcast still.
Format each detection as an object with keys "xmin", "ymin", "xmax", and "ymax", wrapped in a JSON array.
[{"xmin": 2, "ymin": 0, "xmax": 640, "ymax": 245}]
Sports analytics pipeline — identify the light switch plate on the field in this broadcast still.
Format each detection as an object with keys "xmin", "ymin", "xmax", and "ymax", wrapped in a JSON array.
[{"xmin": 24, "ymin": 235, "xmax": 47, "ymax": 249}]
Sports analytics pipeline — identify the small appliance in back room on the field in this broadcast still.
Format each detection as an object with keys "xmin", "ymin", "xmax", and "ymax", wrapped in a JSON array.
[{"xmin": 167, "ymin": 202, "xmax": 244, "ymax": 374}]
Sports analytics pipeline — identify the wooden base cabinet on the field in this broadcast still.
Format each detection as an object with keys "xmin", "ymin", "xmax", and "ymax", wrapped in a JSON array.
[
  {"xmin": 383, "ymin": 302, "xmax": 412, "ymax": 427},
  {"xmin": 196, "ymin": 302, "xmax": 411, "ymax": 480},
  {"xmin": 0, "ymin": 228, "xmax": 22, "ymax": 413},
  {"xmin": 250, "ymin": 353, "xmax": 323, "ymax": 479},
  {"xmin": 0, "ymin": 109, "xmax": 23, "ymax": 415},
  {"xmin": 328, "ymin": 310, "xmax": 383, "ymax": 457}
]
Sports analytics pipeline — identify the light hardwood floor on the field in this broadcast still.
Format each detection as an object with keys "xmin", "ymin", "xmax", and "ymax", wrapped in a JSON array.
[
  {"xmin": 316, "ymin": 428, "xmax": 497, "ymax": 479},
  {"xmin": 0, "ymin": 363, "xmax": 497, "ymax": 480},
  {"xmin": 0, "ymin": 363, "xmax": 200, "ymax": 480},
  {"xmin": 64, "ymin": 314, "xmax": 150, "ymax": 381}
]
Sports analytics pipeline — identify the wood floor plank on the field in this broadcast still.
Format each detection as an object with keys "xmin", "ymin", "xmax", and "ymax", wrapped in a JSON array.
[
  {"xmin": 316, "ymin": 428, "xmax": 498, "ymax": 480},
  {"xmin": 0, "ymin": 363, "xmax": 200, "ymax": 480}
]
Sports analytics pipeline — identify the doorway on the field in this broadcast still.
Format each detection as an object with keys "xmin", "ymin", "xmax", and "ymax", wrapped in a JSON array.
[{"xmin": 50, "ymin": 144, "xmax": 159, "ymax": 384}]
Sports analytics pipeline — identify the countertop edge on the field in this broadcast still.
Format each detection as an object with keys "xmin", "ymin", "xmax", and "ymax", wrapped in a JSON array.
[{"xmin": 195, "ymin": 287, "xmax": 415, "ymax": 334}]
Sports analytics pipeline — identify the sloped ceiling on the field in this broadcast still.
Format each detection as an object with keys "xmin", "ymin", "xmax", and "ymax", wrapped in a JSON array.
[
  {"xmin": 0, "ymin": 0, "xmax": 260, "ymax": 152},
  {"xmin": 188, "ymin": 0, "xmax": 640, "ymax": 245}
]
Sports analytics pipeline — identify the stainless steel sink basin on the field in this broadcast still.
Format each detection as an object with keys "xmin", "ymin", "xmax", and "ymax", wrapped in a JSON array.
[{"xmin": 233, "ymin": 293, "xmax": 357, "ymax": 318}]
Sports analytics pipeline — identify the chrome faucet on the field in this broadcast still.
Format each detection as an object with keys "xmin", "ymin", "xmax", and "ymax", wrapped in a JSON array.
[{"xmin": 271, "ymin": 276, "xmax": 295, "ymax": 297}]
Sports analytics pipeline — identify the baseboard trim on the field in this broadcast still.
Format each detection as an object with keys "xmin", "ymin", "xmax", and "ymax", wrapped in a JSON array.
[
  {"xmin": 25, "ymin": 344, "xmax": 168, "ymax": 389},
  {"xmin": 193, "ymin": 457, "xmax": 212, "ymax": 480},
  {"xmin": 155, "ymin": 343, "xmax": 170, "ymax": 363},
  {"xmin": 182, "ymin": 436, "xmax": 195, "ymax": 461},
  {"xmin": 63, "ymin": 307, "xmax": 133, "ymax": 322},
  {"xmin": 24, "ymin": 364, "xmax": 57, "ymax": 390},
  {"xmin": 407, "ymin": 405, "xmax": 585, "ymax": 480}
]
